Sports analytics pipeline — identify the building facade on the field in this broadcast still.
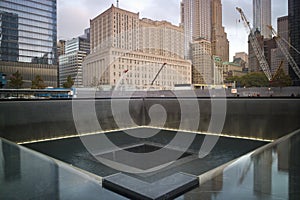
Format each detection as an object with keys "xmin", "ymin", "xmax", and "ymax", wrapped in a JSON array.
[
  {"xmin": 271, "ymin": 16, "xmax": 289, "ymax": 75},
  {"xmin": 0, "ymin": 11, "xmax": 19, "ymax": 62},
  {"xmin": 253, "ymin": 0, "xmax": 272, "ymax": 39},
  {"xmin": 139, "ymin": 18, "xmax": 185, "ymax": 59},
  {"xmin": 59, "ymin": 35, "xmax": 90, "ymax": 87},
  {"xmin": 213, "ymin": 56, "xmax": 223, "ymax": 85},
  {"xmin": 0, "ymin": 0, "xmax": 57, "ymax": 87},
  {"xmin": 288, "ymin": 0, "xmax": 300, "ymax": 84},
  {"xmin": 191, "ymin": 39, "xmax": 212, "ymax": 84},
  {"xmin": 181, "ymin": 0, "xmax": 212, "ymax": 59},
  {"xmin": 248, "ymin": 30, "xmax": 265, "ymax": 72},
  {"xmin": 223, "ymin": 61, "xmax": 245, "ymax": 79},
  {"xmin": 83, "ymin": 48, "xmax": 191, "ymax": 90},
  {"xmin": 90, "ymin": 5, "xmax": 139, "ymax": 53},
  {"xmin": 0, "ymin": 61, "xmax": 57, "ymax": 87},
  {"xmin": 234, "ymin": 52, "xmax": 249, "ymax": 69},
  {"xmin": 57, "ymin": 40, "xmax": 66, "ymax": 59},
  {"xmin": 0, "ymin": 0, "xmax": 57, "ymax": 64},
  {"xmin": 211, "ymin": 0, "xmax": 229, "ymax": 62},
  {"xmin": 264, "ymin": 38, "xmax": 277, "ymax": 71},
  {"xmin": 181, "ymin": 0, "xmax": 229, "ymax": 85},
  {"xmin": 84, "ymin": 5, "xmax": 191, "ymax": 90}
]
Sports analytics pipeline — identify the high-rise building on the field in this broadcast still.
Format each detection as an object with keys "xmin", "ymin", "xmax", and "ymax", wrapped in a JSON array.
[
  {"xmin": 181, "ymin": 0, "xmax": 229, "ymax": 84},
  {"xmin": 264, "ymin": 38, "xmax": 277, "ymax": 69},
  {"xmin": 181, "ymin": 0, "xmax": 211, "ymax": 59},
  {"xmin": 211, "ymin": 0, "xmax": 229, "ymax": 62},
  {"xmin": 90, "ymin": 5, "xmax": 139, "ymax": 53},
  {"xmin": 0, "ymin": 0, "xmax": 57, "ymax": 87},
  {"xmin": 0, "ymin": 11, "xmax": 19, "ymax": 62},
  {"xmin": 270, "ymin": 16, "xmax": 289, "ymax": 75},
  {"xmin": 59, "ymin": 34, "xmax": 90, "ymax": 87},
  {"xmin": 253, "ymin": 0, "xmax": 272, "ymax": 39},
  {"xmin": 0, "ymin": 0, "xmax": 57, "ymax": 64},
  {"xmin": 83, "ymin": 5, "xmax": 191, "ymax": 89},
  {"xmin": 248, "ymin": 29, "xmax": 276, "ymax": 74},
  {"xmin": 248, "ymin": 30, "xmax": 264, "ymax": 72},
  {"xmin": 288, "ymin": 0, "xmax": 300, "ymax": 85}
]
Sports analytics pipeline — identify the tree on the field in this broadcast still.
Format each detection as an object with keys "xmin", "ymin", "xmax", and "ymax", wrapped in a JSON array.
[
  {"xmin": 31, "ymin": 75, "xmax": 46, "ymax": 89},
  {"xmin": 63, "ymin": 75, "xmax": 74, "ymax": 88},
  {"xmin": 225, "ymin": 76, "xmax": 242, "ymax": 87},
  {"xmin": 226, "ymin": 72, "xmax": 269, "ymax": 87},
  {"xmin": 240, "ymin": 72, "xmax": 269, "ymax": 87},
  {"xmin": 90, "ymin": 76, "xmax": 100, "ymax": 88},
  {"xmin": 9, "ymin": 70, "xmax": 24, "ymax": 89},
  {"xmin": 270, "ymin": 68, "xmax": 292, "ymax": 87}
]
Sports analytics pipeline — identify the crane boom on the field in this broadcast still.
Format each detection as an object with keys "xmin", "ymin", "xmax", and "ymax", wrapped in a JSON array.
[
  {"xmin": 267, "ymin": 25, "xmax": 300, "ymax": 79},
  {"xmin": 236, "ymin": 7, "xmax": 272, "ymax": 81},
  {"xmin": 150, "ymin": 63, "xmax": 167, "ymax": 86}
]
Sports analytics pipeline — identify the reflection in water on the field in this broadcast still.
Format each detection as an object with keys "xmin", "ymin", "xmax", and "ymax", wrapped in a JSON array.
[
  {"xmin": 253, "ymin": 148, "xmax": 272, "ymax": 195},
  {"xmin": 0, "ymin": 138, "xmax": 129, "ymax": 199},
  {"xmin": 2, "ymin": 140, "xmax": 21, "ymax": 181},
  {"xmin": 0, "ymin": 139, "xmax": 59, "ymax": 199},
  {"xmin": 277, "ymin": 139, "xmax": 289, "ymax": 172},
  {"xmin": 180, "ymin": 130, "xmax": 300, "ymax": 199},
  {"xmin": 180, "ymin": 171, "xmax": 224, "ymax": 200},
  {"xmin": 289, "ymin": 134, "xmax": 300, "ymax": 200}
]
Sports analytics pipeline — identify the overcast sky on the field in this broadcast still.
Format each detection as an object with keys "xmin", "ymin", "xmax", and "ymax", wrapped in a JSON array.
[{"xmin": 58, "ymin": 0, "xmax": 288, "ymax": 61}]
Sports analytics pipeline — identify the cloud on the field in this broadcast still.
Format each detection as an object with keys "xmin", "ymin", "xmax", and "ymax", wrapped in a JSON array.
[
  {"xmin": 140, "ymin": 0, "xmax": 180, "ymax": 25},
  {"xmin": 58, "ymin": 3, "xmax": 89, "ymax": 39}
]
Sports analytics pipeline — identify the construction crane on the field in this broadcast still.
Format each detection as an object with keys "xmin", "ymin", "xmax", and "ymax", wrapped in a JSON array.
[
  {"xmin": 150, "ymin": 63, "xmax": 167, "ymax": 86},
  {"xmin": 236, "ymin": 7, "xmax": 272, "ymax": 81},
  {"xmin": 272, "ymin": 60, "xmax": 284, "ymax": 80},
  {"xmin": 267, "ymin": 25, "xmax": 300, "ymax": 79}
]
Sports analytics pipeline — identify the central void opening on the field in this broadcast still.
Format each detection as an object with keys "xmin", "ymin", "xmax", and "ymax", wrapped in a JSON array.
[
  {"xmin": 24, "ymin": 127, "xmax": 268, "ymax": 179},
  {"xmin": 97, "ymin": 143, "xmax": 193, "ymax": 171},
  {"xmin": 125, "ymin": 144, "xmax": 191, "ymax": 159},
  {"xmin": 24, "ymin": 127, "xmax": 269, "ymax": 199}
]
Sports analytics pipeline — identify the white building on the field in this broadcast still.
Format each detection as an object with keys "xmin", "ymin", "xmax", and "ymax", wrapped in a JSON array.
[
  {"xmin": 83, "ymin": 5, "xmax": 191, "ymax": 90},
  {"xmin": 59, "ymin": 36, "xmax": 90, "ymax": 87},
  {"xmin": 139, "ymin": 18, "xmax": 185, "ymax": 59},
  {"xmin": 253, "ymin": 0, "xmax": 272, "ymax": 39},
  {"xmin": 83, "ymin": 48, "xmax": 191, "ymax": 90}
]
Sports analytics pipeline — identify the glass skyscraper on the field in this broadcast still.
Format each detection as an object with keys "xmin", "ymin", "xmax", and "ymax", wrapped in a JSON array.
[
  {"xmin": 289, "ymin": 0, "xmax": 300, "ymax": 85},
  {"xmin": 0, "ymin": 0, "xmax": 57, "ymax": 64},
  {"xmin": 253, "ymin": 0, "xmax": 272, "ymax": 39}
]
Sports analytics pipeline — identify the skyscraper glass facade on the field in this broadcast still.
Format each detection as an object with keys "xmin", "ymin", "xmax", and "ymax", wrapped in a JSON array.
[
  {"xmin": 253, "ymin": 0, "xmax": 272, "ymax": 39},
  {"xmin": 0, "ymin": 0, "xmax": 57, "ymax": 64},
  {"xmin": 289, "ymin": 0, "xmax": 300, "ymax": 84}
]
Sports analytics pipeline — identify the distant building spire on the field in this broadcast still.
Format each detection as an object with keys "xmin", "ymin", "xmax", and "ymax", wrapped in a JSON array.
[{"xmin": 117, "ymin": 0, "xmax": 119, "ymax": 8}]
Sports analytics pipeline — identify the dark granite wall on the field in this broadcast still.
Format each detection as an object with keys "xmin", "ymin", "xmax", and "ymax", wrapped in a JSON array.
[{"xmin": 0, "ymin": 98, "xmax": 299, "ymax": 142}]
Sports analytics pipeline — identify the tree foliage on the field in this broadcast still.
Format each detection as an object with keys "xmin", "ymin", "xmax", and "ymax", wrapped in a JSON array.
[
  {"xmin": 270, "ymin": 68, "xmax": 292, "ymax": 87},
  {"xmin": 226, "ymin": 70, "xmax": 293, "ymax": 88},
  {"xmin": 90, "ymin": 76, "xmax": 100, "ymax": 88},
  {"xmin": 226, "ymin": 72, "xmax": 269, "ymax": 87},
  {"xmin": 31, "ymin": 75, "xmax": 46, "ymax": 89},
  {"xmin": 63, "ymin": 75, "xmax": 74, "ymax": 88},
  {"xmin": 9, "ymin": 70, "xmax": 24, "ymax": 89}
]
